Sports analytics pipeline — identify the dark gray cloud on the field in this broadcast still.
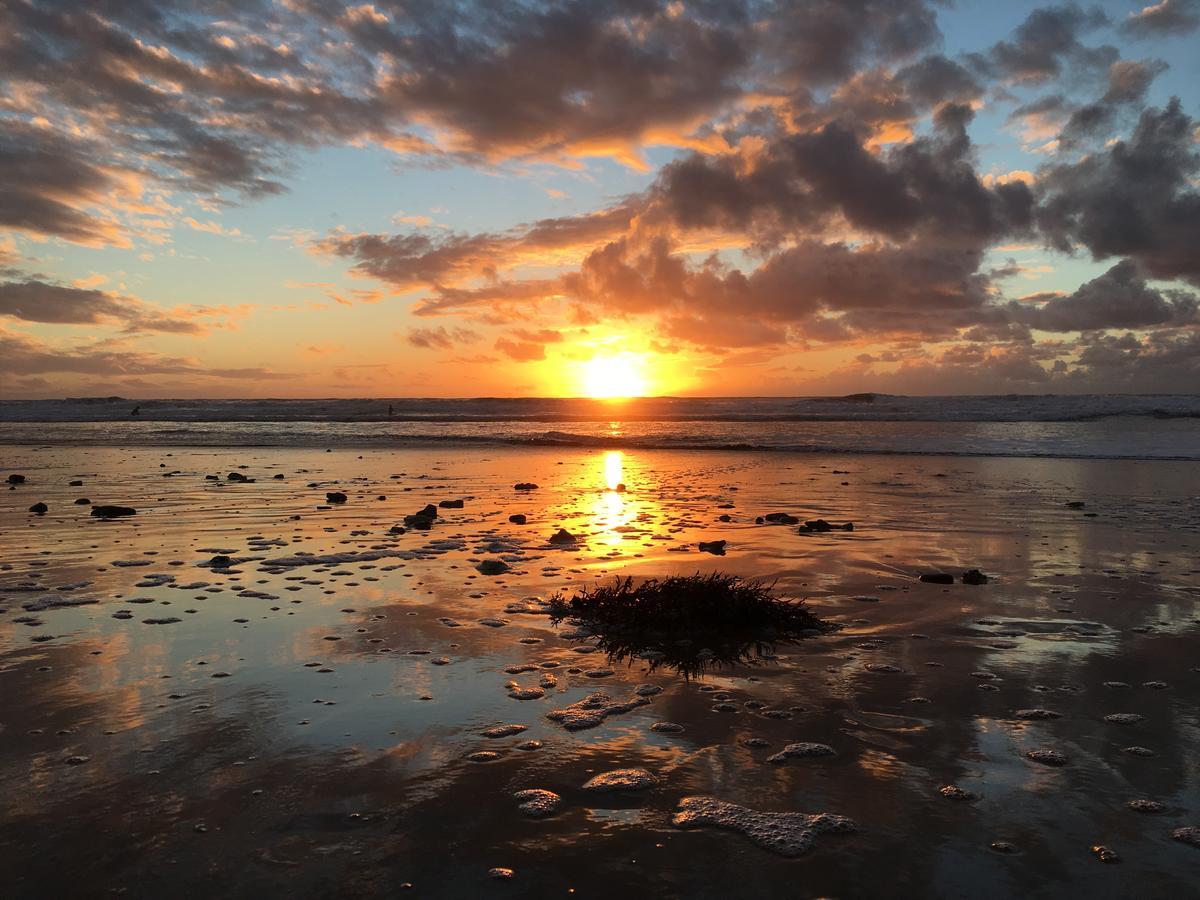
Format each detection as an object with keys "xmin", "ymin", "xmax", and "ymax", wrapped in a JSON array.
[
  {"xmin": 1006, "ymin": 259, "xmax": 1198, "ymax": 331},
  {"xmin": 0, "ymin": 278, "xmax": 225, "ymax": 333},
  {"xmin": 971, "ymin": 3, "xmax": 1113, "ymax": 84},
  {"xmin": 0, "ymin": 327, "xmax": 286, "ymax": 380},
  {"xmin": 1037, "ymin": 98, "xmax": 1200, "ymax": 284}
]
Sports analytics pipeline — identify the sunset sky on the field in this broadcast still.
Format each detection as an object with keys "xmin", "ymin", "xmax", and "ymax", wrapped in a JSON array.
[{"xmin": 1, "ymin": 0, "xmax": 1198, "ymax": 398}]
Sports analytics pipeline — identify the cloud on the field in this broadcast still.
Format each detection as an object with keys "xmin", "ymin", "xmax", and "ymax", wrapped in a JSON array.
[
  {"xmin": 1037, "ymin": 98, "xmax": 1200, "ymax": 284},
  {"xmin": 1120, "ymin": 0, "xmax": 1200, "ymax": 37},
  {"xmin": 1006, "ymin": 259, "xmax": 1197, "ymax": 331},
  {"xmin": 494, "ymin": 337, "xmax": 548, "ymax": 361},
  {"xmin": 0, "ymin": 326, "xmax": 287, "ymax": 383},
  {"xmin": 406, "ymin": 325, "xmax": 479, "ymax": 349},
  {"xmin": 971, "ymin": 3, "xmax": 1113, "ymax": 84},
  {"xmin": 0, "ymin": 278, "xmax": 239, "ymax": 334}
]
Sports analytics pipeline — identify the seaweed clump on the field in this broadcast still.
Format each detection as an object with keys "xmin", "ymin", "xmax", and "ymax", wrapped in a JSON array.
[{"xmin": 547, "ymin": 573, "xmax": 832, "ymax": 677}]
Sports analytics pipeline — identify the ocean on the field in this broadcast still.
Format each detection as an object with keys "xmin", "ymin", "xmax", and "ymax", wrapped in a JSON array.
[{"xmin": 1, "ymin": 394, "xmax": 1198, "ymax": 459}]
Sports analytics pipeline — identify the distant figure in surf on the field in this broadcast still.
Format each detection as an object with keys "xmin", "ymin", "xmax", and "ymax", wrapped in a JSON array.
[
  {"xmin": 388, "ymin": 404, "xmax": 394, "ymax": 417},
  {"xmin": 130, "ymin": 405, "xmax": 140, "ymax": 416}
]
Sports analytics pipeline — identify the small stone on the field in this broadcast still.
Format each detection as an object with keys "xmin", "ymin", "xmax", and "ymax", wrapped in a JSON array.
[{"xmin": 1091, "ymin": 845, "xmax": 1120, "ymax": 864}]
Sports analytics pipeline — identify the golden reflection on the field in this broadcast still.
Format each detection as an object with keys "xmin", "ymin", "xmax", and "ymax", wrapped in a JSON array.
[
  {"xmin": 604, "ymin": 450, "xmax": 624, "ymax": 491},
  {"xmin": 590, "ymin": 450, "xmax": 641, "ymax": 547}
]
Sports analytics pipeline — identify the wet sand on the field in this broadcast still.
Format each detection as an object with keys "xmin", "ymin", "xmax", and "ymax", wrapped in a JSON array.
[{"xmin": 1, "ymin": 445, "xmax": 1198, "ymax": 898}]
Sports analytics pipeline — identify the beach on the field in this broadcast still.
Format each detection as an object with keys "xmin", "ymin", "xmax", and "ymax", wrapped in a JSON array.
[{"xmin": 2, "ymin": 442, "xmax": 1199, "ymax": 897}]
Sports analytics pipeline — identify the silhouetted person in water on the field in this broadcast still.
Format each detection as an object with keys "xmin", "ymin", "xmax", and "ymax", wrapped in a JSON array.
[
  {"xmin": 130, "ymin": 405, "xmax": 140, "ymax": 417},
  {"xmin": 388, "ymin": 404, "xmax": 394, "ymax": 417}
]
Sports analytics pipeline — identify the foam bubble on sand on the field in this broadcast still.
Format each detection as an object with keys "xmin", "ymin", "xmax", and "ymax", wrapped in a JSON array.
[
  {"xmin": 467, "ymin": 751, "xmax": 501, "ymax": 762},
  {"xmin": 651, "ymin": 722, "xmax": 684, "ymax": 733},
  {"xmin": 582, "ymin": 768, "xmax": 658, "ymax": 792},
  {"xmin": 545, "ymin": 692, "xmax": 649, "ymax": 730},
  {"xmin": 767, "ymin": 742, "xmax": 836, "ymax": 763},
  {"xmin": 1103, "ymin": 713, "xmax": 1144, "ymax": 724},
  {"xmin": 513, "ymin": 789, "xmax": 562, "ymax": 817},
  {"xmin": 671, "ymin": 797, "xmax": 856, "ymax": 857}
]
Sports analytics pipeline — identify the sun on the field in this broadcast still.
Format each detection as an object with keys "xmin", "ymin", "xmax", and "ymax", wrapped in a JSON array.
[{"xmin": 581, "ymin": 353, "xmax": 649, "ymax": 398}]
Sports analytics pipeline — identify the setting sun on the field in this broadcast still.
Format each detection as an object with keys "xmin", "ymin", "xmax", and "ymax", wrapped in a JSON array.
[{"xmin": 580, "ymin": 353, "xmax": 650, "ymax": 399}]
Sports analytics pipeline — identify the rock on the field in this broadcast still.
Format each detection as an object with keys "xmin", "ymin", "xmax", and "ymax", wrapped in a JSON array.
[
  {"xmin": 228, "ymin": 472, "xmax": 249, "ymax": 482},
  {"xmin": 1171, "ymin": 826, "xmax": 1200, "ymax": 848},
  {"xmin": 514, "ymin": 482, "xmax": 538, "ymax": 491},
  {"xmin": 482, "ymin": 724, "xmax": 527, "ymax": 738},
  {"xmin": 513, "ymin": 789, "xmax": 561, "ymax": 818},
  {"xmin": 939, "ymin": 785, "xmax": 978, "ymax": 801},
  {"xmin": 798, "ymin": 519, "xmax": 854, "ymax": 533},
  {"xmin": 273, "ymin": 473, "xmax": 285, "ymax": 479},
  {"xmin": 74, "ymin": 497, "xmax": 91, "ymax": 505},
  {"xmin": 545, "ymin": 692, "xmax": 649, "ymax": 730},
  {"xmin": 1065, "ymin": 501, "xmax": 1086, "ymax": 509},
  {"xmin": 718, "ymin": 514, "xmax": 731, "ymax": 522},
  {"xmin": 962, "ymin": 569, "xmax": 988, "ymax": 585},
  {"xmin": 767, "ymin": 742, "xmax": 837, "ymax": 763},
  {"xmin": 69, "ymin": 480, "xmax": 83, "ymax": 487},
  {"xmin": 1128, "ymin": 799, "xmax": 1164, "ymax": 814},
  {"xmin": 698, "ymin": 539, "xmax": 727, "ymax": 555},
  {"xmin": 438, "ymin": 499, "xmax": 464, "ymax": 508},
  {"xmin": 548, "ymin": 528, "xmax": 577, "ymax": 546},
  {"xmin": 1025, "ymin": 748, "xmax": 1068, "ymax": 766},
  {"xmin": 671, "ymin": 797, "xmax": 856, "ymax": 857},
  {"xmin": 581, "ymin": 768, "xmax": 658, "ymax": 792},
  {"xmin": 1091, "ymin": 845, "xmax": 1120, "ymax": 864},
  {"xmin": 403, "ymin": 513, "xmax": 434, "ymax": 529},
  {"xmin": 417, "ymin": 504, "xmax": 438, "ymax": 518},
  {"xmin": 488, "ymin": 868, "xmax": 514, "ymax": 880},
  {"xmin": 764, "ymin": 513, "xmax": 799, "ymax": 525},
  {"xmin": 90, "ymin": 505, "xmax": 137, "ymax": 518},
  {"xmin": 29, "ymin": 502, "xmax": 48, "ymax": 514},
  {"xmin": 508, "ymin": 514, "xmax": 527, "ymax": 524},
  {"xmin": 7, "ymin": 474, "xmax": 26, "ymax": 484},
  {"xmin": 1014, "ymin": 709, "xmax": 1061, "ymax": 720},
  {"xmin": 477, "ymin": 560, "xmax": 510, "ymax": 576},
  {"xmin": 325, "ymin": 492, "xmax": 347, "ymax": 503},
  {"xmin": 919, "ymin": 572, "xmax": 955, "ymax": 584},
  {"xmin": 209, "ymin": 555, "xmax": 233, "ymax": 568}
]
